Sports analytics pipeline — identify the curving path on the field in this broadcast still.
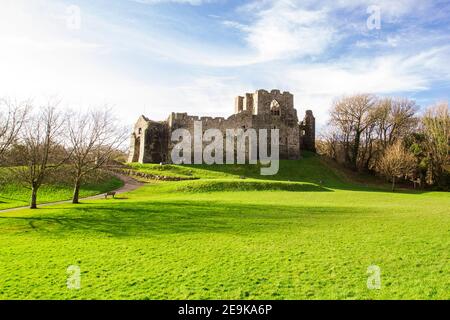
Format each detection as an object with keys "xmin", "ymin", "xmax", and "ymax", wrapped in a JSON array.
[{"xmin": 0, "ymin": 174, "xmax": 143, "ymax": 213}]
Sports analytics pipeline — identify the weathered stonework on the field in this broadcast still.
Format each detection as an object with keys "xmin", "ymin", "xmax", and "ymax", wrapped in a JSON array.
[{"xmin": 128, "ymin": 89, "xmax": 316, "ymax": 163}]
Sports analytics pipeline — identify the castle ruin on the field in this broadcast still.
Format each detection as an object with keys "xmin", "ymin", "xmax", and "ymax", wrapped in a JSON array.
[{"xmin": 128, "ymin": 89, "xmax": 315, "ymax": 163}]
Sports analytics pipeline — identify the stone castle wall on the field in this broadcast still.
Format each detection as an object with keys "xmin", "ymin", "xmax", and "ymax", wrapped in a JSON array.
[{"xmin": 128, "ymin": 89, "xmax": 316, "ymax": 163}]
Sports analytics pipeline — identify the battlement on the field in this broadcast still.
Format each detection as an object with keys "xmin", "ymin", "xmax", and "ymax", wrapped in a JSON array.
[
  {"xmin": 168, "ymin": 112, "xmax": 224, "ymax": 123},
  {"xmin": 234, "ymin": 89, "xmax": 294, "ymax": 116}
]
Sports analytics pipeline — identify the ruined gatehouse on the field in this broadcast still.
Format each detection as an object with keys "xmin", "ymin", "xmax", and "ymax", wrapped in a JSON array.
[{"xmin": 128, "ymin": 89, "xmax": 316, "ymax": 163}]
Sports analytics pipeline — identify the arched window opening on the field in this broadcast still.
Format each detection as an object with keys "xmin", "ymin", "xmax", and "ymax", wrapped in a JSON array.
[{"xmin": 270, "ymin": 100, "xmax": 280, "ymax": 116}]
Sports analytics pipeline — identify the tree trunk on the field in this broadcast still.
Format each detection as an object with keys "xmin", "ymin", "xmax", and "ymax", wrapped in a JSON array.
[
  {"xmin": 30, "ymin": 186, "xmax": 38, "ymax": 209},
  {"xmin": 72, "ymin": 179, "xmax": 81, "ymax": 204},
  {"xmin": 351, "ymin": 131, "xmax": 361, "ymax": 171},
  {"xmin": 391, "ymin": 176, "xmax": 396, "ymax": 192}
]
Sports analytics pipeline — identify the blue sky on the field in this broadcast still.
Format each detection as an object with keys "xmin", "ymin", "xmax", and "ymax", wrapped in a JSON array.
[{"xmin": 1, "ymin": 0, "xmax": 449, "ymax": 128}]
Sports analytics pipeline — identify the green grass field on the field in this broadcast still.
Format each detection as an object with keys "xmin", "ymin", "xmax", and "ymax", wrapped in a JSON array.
[
  {"xmin": 0, "ymin": 153, "xmax": 448, "ymax": 299},
  {"xmin": 0, "ymin": 171, "xmax": 123, "ymax": 210}
]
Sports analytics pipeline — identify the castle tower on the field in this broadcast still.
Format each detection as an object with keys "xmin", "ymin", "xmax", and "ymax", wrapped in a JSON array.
[
  {"xmin": 234, "ymin": 96, "xmax": 244, "ymax": 114},
  {"xmin": 300, "ymin": 110, "xmax": 316, "ymax": 152},
  {"xmin": 127, "ymin": 115, "xmax": 169, "ymax": 163}
]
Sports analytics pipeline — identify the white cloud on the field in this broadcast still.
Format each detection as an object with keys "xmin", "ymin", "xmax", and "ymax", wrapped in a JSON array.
[
  {"xmin": 301, "ymin": 0, "xmax": 430, "ymax": 20},
  {"xmin": 130, "ymin": 0, "xmax": 213, "ymax": 5},
  {"xmin": 355, "ymin": 36, "xmax": 400, "ymax": 48},
  {"xmin": 225, "ymin": 1, "xmax": 336, "ymax": 61}
]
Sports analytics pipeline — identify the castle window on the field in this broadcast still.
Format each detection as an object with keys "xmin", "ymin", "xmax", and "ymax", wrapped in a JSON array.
[
  {"xmin": 138, "ymin": 128, "xmax": 142, "ymax": 134},
  {"xmin": 270, "ymin": 100, "xmax": 280, "ymax": 116}
]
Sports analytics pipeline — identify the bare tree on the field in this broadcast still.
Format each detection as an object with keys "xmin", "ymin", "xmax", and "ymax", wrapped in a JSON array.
[
  {"xmin": 378, "ymin": 141, "xmax": 416, "ymax": 191},
  {"xmin": 0, "ymin": 98, "xmax": 30, "ymax": 164},
  {"xmin": 67, "ymin": 108, "xmax": 128, "ymax": 204},
  {"xmin": 374, "ymin": 97, "xmax": 417, "ymax": 150},
  {"xmin": 318, "ymin": 128, "xmax": 340, "ymax": 160},
  {"xmin": 422, "ymin": 102, "xmax": 450, "ymax": 187},
  {"xmin": 330, "ymin": 94, "xmax": 377, "ymax": 170},
  {"xmin": 327, "ymin": 94, "xmax": 419, "ymax": 173},
  {"xmin": 359, "ymin": 112, "xmax": 378, "ymax": 171},
  {"xmin": 10, "ymin": 103, "xmax": 67, "ymax": 208}
]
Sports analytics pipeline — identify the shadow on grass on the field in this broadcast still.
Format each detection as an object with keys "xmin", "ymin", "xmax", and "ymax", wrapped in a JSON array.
[{"xmin": 0, "ymin": 200, "xmax": 376, "ymax": 237}]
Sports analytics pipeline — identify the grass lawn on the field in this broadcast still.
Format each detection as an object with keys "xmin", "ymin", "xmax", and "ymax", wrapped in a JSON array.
[
  {"xmin": 0, "ymin": 172, "xmax": 123, "ymax": 210},
  {"xmin": 0, "ymin": 153, "xmax": 448, "ymax": 299}
]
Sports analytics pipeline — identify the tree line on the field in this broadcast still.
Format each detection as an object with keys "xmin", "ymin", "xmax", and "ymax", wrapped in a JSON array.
[
  {"xmin": 0, "ymin": 98, "xmax": 128, "ymax": 208},
  {"xmin": 318, "ymin": 94, "xmax": 449, "ymax": 191}
]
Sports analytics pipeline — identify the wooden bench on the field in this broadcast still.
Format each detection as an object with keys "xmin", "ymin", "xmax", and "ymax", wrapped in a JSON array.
[{"xmin": 104, "ymin": 191, "xmax": 116, "ymax": 199}]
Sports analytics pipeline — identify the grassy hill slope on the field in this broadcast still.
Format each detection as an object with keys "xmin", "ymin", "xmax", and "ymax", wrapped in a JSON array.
[{"xmin": 127, "ymin": 152, "xmax": 362, "ymax": 189}]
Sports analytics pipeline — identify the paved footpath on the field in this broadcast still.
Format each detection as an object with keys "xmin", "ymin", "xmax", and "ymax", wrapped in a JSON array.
[{"xmin": 0, "ymin": 174, "xmax": 143, "ymax": 213}]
